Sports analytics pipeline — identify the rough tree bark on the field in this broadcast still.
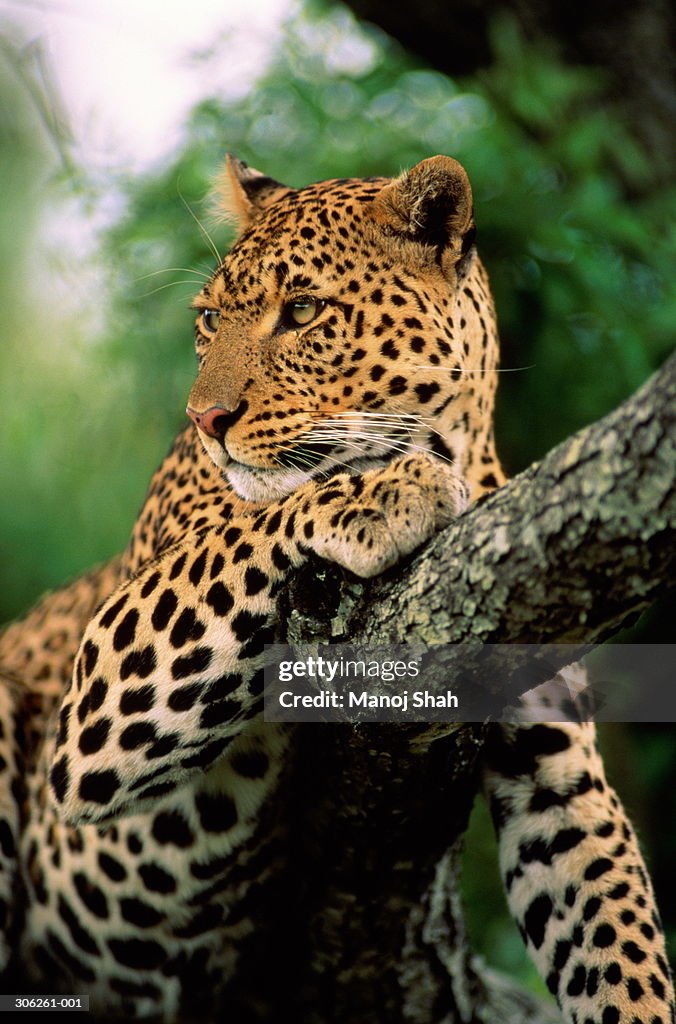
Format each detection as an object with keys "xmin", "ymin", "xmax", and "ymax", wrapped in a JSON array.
[{"xmin": 269, "ymin": 353, "xmax": 675, "ymax": 1023}]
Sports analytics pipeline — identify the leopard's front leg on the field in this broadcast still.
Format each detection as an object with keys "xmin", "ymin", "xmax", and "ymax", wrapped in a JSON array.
[{"xmin": 48, "ymin": 454, "xmax": 467, "ymax": 825}]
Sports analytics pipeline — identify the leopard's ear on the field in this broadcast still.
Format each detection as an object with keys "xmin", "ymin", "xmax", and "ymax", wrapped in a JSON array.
[
  {"xmin": 214, "ymin": 155, "xmax": 292, "ymax": 230},
  {"xmin": 369, "ymin": 156, "xmax": 475, "ymax": 268}
]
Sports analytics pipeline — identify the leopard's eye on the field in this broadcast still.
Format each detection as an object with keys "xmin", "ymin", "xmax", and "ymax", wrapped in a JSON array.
[
  {"xmin": 286, "ymin": 297, "xmax": 324, "ymax": 326},
  {"xmin": 201, "ymin": 309, "xmax": 221, "ymax": 334}
]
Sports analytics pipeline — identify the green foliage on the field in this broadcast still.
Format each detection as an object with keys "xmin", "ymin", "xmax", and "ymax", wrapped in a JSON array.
[{"xmin": 0, "ymin": 37, "xmax": 182, "ymax": 620}]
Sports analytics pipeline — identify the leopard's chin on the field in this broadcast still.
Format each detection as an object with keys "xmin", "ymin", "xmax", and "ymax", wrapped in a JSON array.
[{"xmin": 225, "ymin": 462, "xmax": 315, "ymax": 502}]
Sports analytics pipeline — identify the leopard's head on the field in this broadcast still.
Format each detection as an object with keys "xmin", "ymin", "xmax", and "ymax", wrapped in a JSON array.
[{"xmin": 187, "ymin": 155, "xmax": 503, "ymax": 502}]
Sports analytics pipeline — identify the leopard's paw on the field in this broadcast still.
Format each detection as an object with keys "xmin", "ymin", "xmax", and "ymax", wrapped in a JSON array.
[{"xmin": 305, "ymin": 454, "xmax": 469, "ymax": 578}]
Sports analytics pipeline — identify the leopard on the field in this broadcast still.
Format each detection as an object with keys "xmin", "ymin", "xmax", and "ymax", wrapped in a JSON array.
[{"xmin": 0, "ymin": 154, "xmax": 673, "ymax": 1024}]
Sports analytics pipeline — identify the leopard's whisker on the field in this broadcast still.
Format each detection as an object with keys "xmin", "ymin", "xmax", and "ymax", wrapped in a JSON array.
[
  {"xmin": 324, "ymin": 411, "xmax": 425, "ymax": 420},
  {"xmin": 364, "ymin": 399, "xmax": 460, "ymax": 447},
  {"xmin": 294, "ymin": 428, "xmax": 457, "ymax": 469},
  {"xmin": 271, "ymin": 444, "xmax": 360, "ymax": 477},
  {"xmin": 321, "ymin": 411, "xmax": 435, "ymax": 435},
  {"xmin": 177, "ymin": 183, "xmax": 222, "ymax": 265},
  {"xmin": 304, "ymin": 406, "xmax": 456, "ymax": 461},
  {"xmin": 411, "ymin": 364, "xmax": 535, "ymax": 375},
  {"xmin": 137, "ymin": 281, "xmax": 213, "ymax": 299},
  {"xmin": 273, "ymin": 430, "xmax": 396, "ymax": 474},
  {"xmin": 134, "ymin": 268, "xmax": 211, "ymax": 283}
]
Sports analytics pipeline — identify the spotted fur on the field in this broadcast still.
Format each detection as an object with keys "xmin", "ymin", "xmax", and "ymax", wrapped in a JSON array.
[{"xmin": 0, "ymin": 156, "xmax": 672, "ymax": 1023}]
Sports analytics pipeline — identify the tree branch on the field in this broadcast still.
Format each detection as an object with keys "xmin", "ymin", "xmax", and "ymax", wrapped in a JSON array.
[{"xmin": 292, "ymin": 349, "xmax": 675, "ymax": 650}]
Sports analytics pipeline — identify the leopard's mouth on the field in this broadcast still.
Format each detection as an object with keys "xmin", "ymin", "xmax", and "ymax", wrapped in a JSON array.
[{"xmin": 224, "ymin": 440, "xmax": 401, "ymax": 502}]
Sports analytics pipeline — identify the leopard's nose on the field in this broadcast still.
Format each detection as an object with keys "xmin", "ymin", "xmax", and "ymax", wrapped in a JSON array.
[{"xmin": 186, "ymin": 401, "xmax": 248, "ymax": 447}]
